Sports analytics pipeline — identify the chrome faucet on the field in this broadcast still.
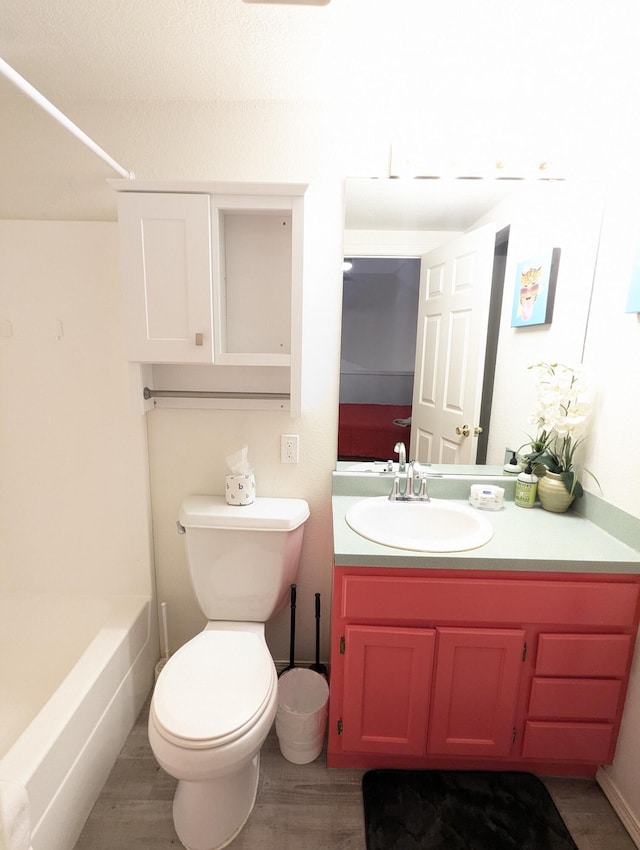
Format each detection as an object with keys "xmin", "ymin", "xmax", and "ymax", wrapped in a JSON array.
[
  {"xmin": 389, "ymin": 459, "xmax": 430, "ymax": 502},
  {"xmin": 394, "ymin": 441, "xmax": 406, "ymax": 473}
]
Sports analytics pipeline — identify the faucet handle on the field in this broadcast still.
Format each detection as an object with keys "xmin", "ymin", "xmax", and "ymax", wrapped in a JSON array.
[{"xmin": 409, "ymin": 461, "xmax": 430, "ymax": 499}]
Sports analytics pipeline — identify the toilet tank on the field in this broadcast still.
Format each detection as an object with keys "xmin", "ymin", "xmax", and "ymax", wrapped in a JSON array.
[{"xmin": 178, "ymin": 495, "xmax": 310, "ymax": 621}]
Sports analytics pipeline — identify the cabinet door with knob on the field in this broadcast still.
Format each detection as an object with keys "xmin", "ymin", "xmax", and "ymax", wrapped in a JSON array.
[{"xmin": 118, "ymin": 192, "xmax": 214, "ymax": 364}]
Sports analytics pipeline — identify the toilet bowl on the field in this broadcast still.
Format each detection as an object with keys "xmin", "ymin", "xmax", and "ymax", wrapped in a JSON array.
[
  {"xmin": 150, "ymin": 623, "xmax": 277, "ymax": 850},
  {"xmin": 148, "ymin": 495, "xmax": 309, "ymax": 850}
]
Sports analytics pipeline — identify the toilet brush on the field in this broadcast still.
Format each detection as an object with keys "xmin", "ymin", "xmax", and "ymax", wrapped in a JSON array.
[
  {"xmin": 279, "ymin": 584, "xmax": 297, "ymax": 677},
  {"xmin": 154, "ymin": 601, "xmax": 170, "ymax": 682},
  {"xmin": 309, "ymin": 593, "xmax": 328, "ymax": 677}
]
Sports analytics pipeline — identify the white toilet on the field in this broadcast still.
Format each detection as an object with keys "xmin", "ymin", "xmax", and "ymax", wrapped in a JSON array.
[{"xmin": 148, "ymin": 494, "xmax": 310, "ymax": 850}]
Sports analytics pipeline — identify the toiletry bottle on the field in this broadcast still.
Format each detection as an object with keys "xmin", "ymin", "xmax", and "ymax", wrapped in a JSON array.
[
  {"xmin": 503, "ymin": 450, "xmax": 522, "ymax": 475},
  {"xmin": 514, "ymin": 462, "xmax": 538, "ymax": 508}
]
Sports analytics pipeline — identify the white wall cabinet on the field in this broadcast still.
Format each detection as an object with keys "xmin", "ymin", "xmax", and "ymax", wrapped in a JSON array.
[
  {"xmin": 113, "ymin": 181, "xmax": 306, "ymax": 413},
  {"xmin": 118, "ymin": 191, "xmax": 214, "ymax": 364}
]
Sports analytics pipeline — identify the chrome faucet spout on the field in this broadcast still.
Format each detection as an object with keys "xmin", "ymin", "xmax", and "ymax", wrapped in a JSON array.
[{"xmin": 394, "ymin": 442, "xmax": 406, "ymax": 473}]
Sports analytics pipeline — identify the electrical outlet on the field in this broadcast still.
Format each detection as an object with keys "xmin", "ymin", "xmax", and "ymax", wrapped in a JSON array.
[{"xmin": 281, "ymin": 434, "xmax": 299, "ymax": 464}]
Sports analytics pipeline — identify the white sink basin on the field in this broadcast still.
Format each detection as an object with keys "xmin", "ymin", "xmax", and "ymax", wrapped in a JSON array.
[{"xmin": 345, "ymin": 496, "xmax": 494, "ymax": 552}]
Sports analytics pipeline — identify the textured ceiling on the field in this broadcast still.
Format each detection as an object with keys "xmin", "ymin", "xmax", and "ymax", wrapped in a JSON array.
[
  {"xmin": 2, "ymin": 1, "xmax": 640, "ymax": 220},
  {"xmin": 0, "ymin": 0, "xmax": 435, "ymax": 219},
  {"xmin": 0, "ymin": 0, "xmax": 402, "ymax": 103}
]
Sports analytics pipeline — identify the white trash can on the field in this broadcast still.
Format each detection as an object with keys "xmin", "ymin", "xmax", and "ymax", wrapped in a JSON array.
[{"xmin": 276, "ymin": 668, "xmax": 329, "ymax": 764}]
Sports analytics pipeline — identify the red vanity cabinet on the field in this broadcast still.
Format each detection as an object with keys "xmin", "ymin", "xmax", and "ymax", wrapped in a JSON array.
[{"xmin": 327, "ymin": 566, "xmax": 640, "ymax": 776}]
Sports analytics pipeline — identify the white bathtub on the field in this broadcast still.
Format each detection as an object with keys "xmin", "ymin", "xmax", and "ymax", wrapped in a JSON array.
[{"xmin": 0, "ymin": 592, "xmax": 155, "ymax": 850}]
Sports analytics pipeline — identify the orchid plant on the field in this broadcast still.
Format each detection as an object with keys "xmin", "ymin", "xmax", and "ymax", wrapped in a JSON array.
[{"xmin": 522, "ymin": 361, "xmax": 598, "ymax": 497}]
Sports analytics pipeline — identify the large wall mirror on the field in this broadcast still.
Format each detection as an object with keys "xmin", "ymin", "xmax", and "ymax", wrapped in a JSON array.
[{"xmin": 338, "ymin": 177, "xmax": 606, "ymax": 469}]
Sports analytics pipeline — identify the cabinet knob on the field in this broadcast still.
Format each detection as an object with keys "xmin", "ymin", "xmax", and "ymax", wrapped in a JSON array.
[{"xmin": 195, "ymin": 332, "xmax": 203, "ymax": 347}]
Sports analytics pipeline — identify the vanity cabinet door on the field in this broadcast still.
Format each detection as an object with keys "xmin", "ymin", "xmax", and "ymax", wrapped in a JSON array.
[
  {"xmin": 428, "ymin": 627, "xmax": 525, "ymax": 758},
  {"xmin": 341, "ymin": 625, "xmax": 436, "ymax": 756},
  {"xmin": 118, "ymin": 192, "xmax": 214, "ymax": 364}
]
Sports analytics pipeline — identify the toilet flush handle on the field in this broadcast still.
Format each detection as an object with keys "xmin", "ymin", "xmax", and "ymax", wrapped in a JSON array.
[{"xmin": 176, "ymin": 521, "xmax": 186, "ymax": 535}]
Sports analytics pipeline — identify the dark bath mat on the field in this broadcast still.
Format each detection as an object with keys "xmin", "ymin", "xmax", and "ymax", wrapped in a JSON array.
[{"xmin": 362, "ymin": 770, "xmax": 578, "ymax": 850}]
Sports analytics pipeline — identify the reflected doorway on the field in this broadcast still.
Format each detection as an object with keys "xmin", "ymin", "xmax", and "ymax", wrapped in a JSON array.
[
  {"xmin": 338, "ymin": 257, "xmax": 420, "ymax": 461},
  {"xmin": 338, "ymin": 232, "xmax": 509, "ymax": 465}
]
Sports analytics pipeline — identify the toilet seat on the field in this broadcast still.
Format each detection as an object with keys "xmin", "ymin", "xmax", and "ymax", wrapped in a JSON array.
[{"xmin": 152, "ymin": 628, "xmax": 275, "ymax": 750}]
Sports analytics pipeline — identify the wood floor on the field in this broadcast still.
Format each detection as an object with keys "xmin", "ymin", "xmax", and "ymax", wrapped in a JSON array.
[{"xmin": 74, "ymin": 692, "xmax": 637, "ymax": 850}]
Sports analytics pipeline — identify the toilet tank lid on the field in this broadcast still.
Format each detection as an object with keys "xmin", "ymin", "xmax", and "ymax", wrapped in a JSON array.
[{"xmin": 179, "ymin": 495, "xmax": 310, "ymax": 531}]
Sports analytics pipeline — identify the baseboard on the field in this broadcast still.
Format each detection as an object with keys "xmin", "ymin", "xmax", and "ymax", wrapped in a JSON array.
[{"xmin": 597, "ymin": 766, "xmax": 640, "ymax": 848}]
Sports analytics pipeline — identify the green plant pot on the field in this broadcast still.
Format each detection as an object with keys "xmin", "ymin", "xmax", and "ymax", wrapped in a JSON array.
[{"xmin": 537, "ymin": 471, "xmax": 575, "ymax": 513}]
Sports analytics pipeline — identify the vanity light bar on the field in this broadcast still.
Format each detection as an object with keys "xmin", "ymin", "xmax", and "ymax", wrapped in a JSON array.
[
  {"xmin": 143, "ymin": 388, "xmax": 290, "ymax": 401},
  {"xmin": 389, "ymin": 144, "xmax": 564, "ymax": 181}
]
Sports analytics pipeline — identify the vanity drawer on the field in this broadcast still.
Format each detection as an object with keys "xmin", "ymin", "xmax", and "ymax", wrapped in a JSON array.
[
  {"xmin": 535, "ymin": 634, "xmax": 631, "ymax": 677},
  {"xmin": 528, "ymin": 677, "xmax": 621, "ymax": 722},
  {"xmin": 522, "ymin": 721, "xmax": 614, "ymax": 763},
  {"xmin": 340, "ymin": 575, "xmax": 639, "ymax": 628}
]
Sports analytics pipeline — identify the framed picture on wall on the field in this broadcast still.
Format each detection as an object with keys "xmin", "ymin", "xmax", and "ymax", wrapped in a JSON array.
[
  {"xmin": 510, "ymin": 247, "xmax": 561, "ymax": 327},
  {"xmin": 625, "ymin": 239, "xmax": 640, "ymax": 313}
]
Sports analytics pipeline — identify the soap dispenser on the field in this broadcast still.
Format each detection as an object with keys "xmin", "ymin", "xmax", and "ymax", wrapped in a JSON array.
[
  {"xmin": 514, "ymin": 461, "xmax": 538, "ymax": 508},
  {"xmin": 503, "ymin": 450, "xmax": 522, "ymax": 475}
]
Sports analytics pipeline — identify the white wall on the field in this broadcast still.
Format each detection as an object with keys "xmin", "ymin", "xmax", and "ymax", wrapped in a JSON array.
[
  {"xmin": 583, "ymin": 182, "xmax": 640, "ymax": 830},
  {"xmin": 483, "ymin": 181, "xmax": 606, "ymax": 467},
  {"xmin": 582, "ymin": 182, "xmax": 640, "ymax": 514},
  {"xmin": 0, "ymin": 221, "xmax": 153, "ymax": 597}
]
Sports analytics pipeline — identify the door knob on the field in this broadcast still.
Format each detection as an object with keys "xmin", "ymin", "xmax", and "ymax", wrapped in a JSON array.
[
  {"xmin": 474, "ymin": 426, "xmax": 484, "ymax": 436},
  {"xmin": 456, "ymin": 424, "xmax": 470, "ymax": 437}
]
